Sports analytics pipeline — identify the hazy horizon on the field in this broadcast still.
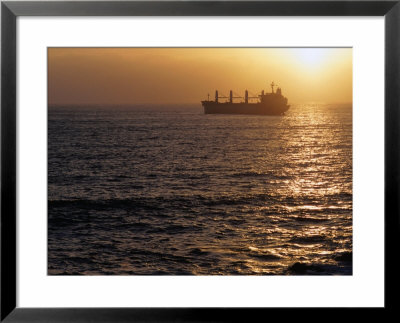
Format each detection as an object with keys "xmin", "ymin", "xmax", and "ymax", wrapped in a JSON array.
[
  {"xmin": 48, "ymin": 48, "xmax": 352, "ymax": 106},
  {"xmin": 48, "ymin": 101, "xmax": 353, "ymax": 107}
]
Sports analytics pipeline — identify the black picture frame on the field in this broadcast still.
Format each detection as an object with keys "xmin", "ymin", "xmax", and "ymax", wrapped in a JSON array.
[{"xmin": 1, "ymin": 1, "xmax": 399, "ymax": 321}]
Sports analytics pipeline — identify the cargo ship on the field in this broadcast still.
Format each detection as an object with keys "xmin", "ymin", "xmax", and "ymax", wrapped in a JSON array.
[{"xmin": 201, "ymin": 82, "xmax": 290, "ymax": 115}]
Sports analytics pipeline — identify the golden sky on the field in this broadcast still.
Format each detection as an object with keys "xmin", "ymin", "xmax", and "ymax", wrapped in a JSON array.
[{"xmin": 48, "ymin": 48, "xmax": 352, "ymax": 105}]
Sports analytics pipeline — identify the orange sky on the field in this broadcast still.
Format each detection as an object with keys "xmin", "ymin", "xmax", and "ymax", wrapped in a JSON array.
[{"xmin": 48, "ymin": 48, "xmax": 352, "ymax": 105}]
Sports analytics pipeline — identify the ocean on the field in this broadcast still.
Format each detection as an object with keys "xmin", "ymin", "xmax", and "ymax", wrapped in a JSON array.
[{"xmin": 48, "ymin": 103, "xmax": 352, "ymax": 275}]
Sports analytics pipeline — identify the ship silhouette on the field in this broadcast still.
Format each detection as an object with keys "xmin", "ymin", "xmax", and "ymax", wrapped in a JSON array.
[{"xmin": 201, "ymin": 82, "xmax": 290, "ymax": 115}]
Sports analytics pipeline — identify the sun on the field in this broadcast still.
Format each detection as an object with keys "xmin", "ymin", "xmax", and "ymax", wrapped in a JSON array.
[{"xmin": 290, "ymin": 48, "xmax": 331, "ymax": 68}]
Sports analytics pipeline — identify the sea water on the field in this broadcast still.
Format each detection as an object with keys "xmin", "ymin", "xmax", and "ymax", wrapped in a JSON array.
[{"xmin": 48, "ymin": 104, "xmax": 352, "ymax": 275}]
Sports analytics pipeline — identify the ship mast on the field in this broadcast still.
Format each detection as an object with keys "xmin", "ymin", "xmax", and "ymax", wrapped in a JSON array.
[{"xmin": 270, "ymin": 81, "xmax": 276, "ymax": 93}]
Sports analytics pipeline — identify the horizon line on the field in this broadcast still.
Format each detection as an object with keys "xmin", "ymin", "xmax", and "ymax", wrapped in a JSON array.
[{"xmin": 48, "ymin": 101, "xmax": 353, "ymax": 107}]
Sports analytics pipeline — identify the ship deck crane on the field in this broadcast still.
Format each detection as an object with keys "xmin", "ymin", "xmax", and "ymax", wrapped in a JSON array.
[{"xmin": 214, "ymin": 88, "xmax": 271, "ymax": 103}]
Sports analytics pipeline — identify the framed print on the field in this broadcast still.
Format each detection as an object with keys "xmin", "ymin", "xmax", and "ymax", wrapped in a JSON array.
[{"xmin": 1, "ymin": 0, "xmax": 399, "ymax": 321}]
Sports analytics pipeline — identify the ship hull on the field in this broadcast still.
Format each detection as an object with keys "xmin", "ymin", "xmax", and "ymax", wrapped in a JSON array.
[{"xmin": 201, "ymin": 102, "xmax": 289, "ymax": 115}]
